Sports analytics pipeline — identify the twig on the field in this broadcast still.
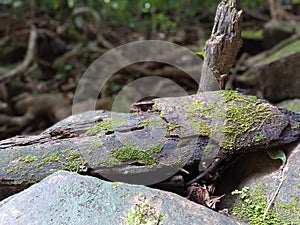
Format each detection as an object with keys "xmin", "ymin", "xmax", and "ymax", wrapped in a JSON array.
[
  {"xmin": 72, "ymin": 7, "xmax": 113, "ymax": 49},
  {"xmin": 243, "ymin": 9, "xmax": 269, "ymax": 22},
  {"xmin": 0, "ymin": 26, "xmax": 37, "ymax": 82},
  {"xmin": 186, "ymin": 157, "xmax": 224, "ymax": 187},
  {"xmin": 179, "ymin": 168, "xmax": 189, "ymax": 174},
  {"xmin": 263, "ymin": 165, "xmax": 287, "ymax": 220}
]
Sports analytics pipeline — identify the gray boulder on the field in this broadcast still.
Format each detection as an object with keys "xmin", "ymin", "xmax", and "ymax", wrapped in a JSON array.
[
  {"xmin": 219, "ymin": 143, "xmax": 300, "ymax": 224},
  {"xmin": 0, "ymin": 171, "xmax": 239, "ymax": 225},
  {"xmin": 237, "ymin": 39, "xmax": 300, "ymax": 102},
  {"xmin": 277, "ymin": 98, "xmax": 300, "ymax": 113}
]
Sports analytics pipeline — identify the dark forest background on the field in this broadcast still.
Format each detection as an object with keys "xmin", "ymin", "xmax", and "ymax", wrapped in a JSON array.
[{"xmin": 0, "ymin": 0, "xmax": 299, "ymax": 139}]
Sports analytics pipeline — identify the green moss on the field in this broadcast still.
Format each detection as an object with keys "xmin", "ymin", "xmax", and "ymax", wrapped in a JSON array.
[
  {"xmin": 152, "ymin": 102, "xmax": 158, "ymax": 109},
  {"xmin": 6, "ymin": 164, "xmax": 21, "ymax": 174},
  {"xmin": 21, "ymin": 171, "xmax": 28, "ymax": 177},
  {"xmin": 221, "ymin": 91, "xmax": 272, "ymax": 151},
  {"xmin": 7, "ymin": 147, "xmax": 88, "ymax": 175},
  {"xmin": 61, "ymin": 148, "xmax": 87, "ymax": 172},
  {"xmin": 7, "ymin": 155, "xmax": 37, "ymax": 175},
  {"xmin": 152, "ymin": 90, "xmax": 275, "ymax": 153},
  {"xmin": 167, "ymin": 121, "xmax": 180, "ymax": 131},
  {"xmin": 126, "ymin": 200, "xmax": 163, "ymax": 225},
  {"xmin": 150, "ymin": 145, "xmax": 163, "ymax": 154},
  {"xmin": 111, "ymin": 182, "xmax": 120, "ymax": 188},
  {"xmin": 95, "ymin": 157, "xmax": 121, "ymax": 167},
  {"xmin": 97, "ymin": 133, "xmax": 104, "ymax": 138},
  {"xmin": 191, "ymin": 119, "xmax": 210, "ymax": 136},
  {"xmin": 262, "ymin": 40, "xmax": 300, "ymax": 64},
  {"xmin": 183, "ymin": 91, "xmax": 270, "ymax": 150},
  {"xmin": 167, "ymin": 122, "xmax": 178, "ymax": 131},
  {"xmin": 61, "ymin": 160, "xmax": 86, "ymax": 172},
  {"xmin": 231, "ymin": 185, "xmax": 281, "ymax": 225},
  {"xmin": 109, "ymin": 145, "xmax": 158, "ymax": 166},
  {"xmin": 18, "ymin": 155, "xmax": 38, "ymax": 163},
  {"xmin": 275, "ymin": 197, "xmax": 300, "ymax": 224},
  {"xmin": 86, "ymin": 118, "xmax": 127, "ymax": 136},
  {"xmin": 87, "ymin": 141, "xmax": 104, "ymax": 155},
  {"xmin": 138, "ymin": 118, "xmax": 155, "ymax": 127},
  {"xmin": 178, "ymin": 91, "xmax": 274, "ymax": 152},
  {"xmin": 183, "ymin": 100, "xmax": 213, "ymax": 136},
  {"xmin": 232, "ymin": 184, "xmax": 300, "ymax": 225},
  {"xmin": 241, "ymin": 30, "xmax": 263, "ymax": 40},
  {"xmin": 252, "ymin": 134, "xmax": 267, "ymax": 143},
  {"xmin": 62, "ymin": 149, "xmax": 80, "ymax": 160},
  {"xmin": 277, "ymin": 99, "xmax": 300, "ymax": 112},
  {"xmin": 35, "ymin": 149, "xmax": 87, "ymax": 172},
  {"xmin": 6, "ymin": 167, "xmax": 15, "ymax": 174},
  {"xmin": 203, "ymin": 143, "xmax": 217, "ymax": 156},
  {"xmin": 36, "ymin": 153, "xmax": 59, "ymax": 167}
]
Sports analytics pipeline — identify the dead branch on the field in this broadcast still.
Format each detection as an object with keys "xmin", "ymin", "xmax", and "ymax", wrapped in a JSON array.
[
  {"xmin": 72, "ymin": 7, "xmax": 114, "ymax": 49},
  {"xmin": 198, "ymin": 0, "xmax": 243, "ymax": 91},
  {"xmin": 52, "ymin": 43, "xmax": 106, "ymax": 71},
  {"xmin": 0, "ymin": 26, "xmax": 37, "ymax": 82},
  {"xmin": 0, "ymin": 91, "xmax": 299, "ymax": 198}
]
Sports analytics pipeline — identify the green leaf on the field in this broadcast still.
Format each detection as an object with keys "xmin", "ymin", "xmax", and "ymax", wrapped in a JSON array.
[
  {"xmin": 195, "ymin": 51, "xmax": 205, "ymax": 58},
  {"xmin": 112, "ymin": 182, "xmax": 120, "ymax": 188},
  {"xmin": 267, "ymin": 149, "xmax": 286, "ymax": 166}
]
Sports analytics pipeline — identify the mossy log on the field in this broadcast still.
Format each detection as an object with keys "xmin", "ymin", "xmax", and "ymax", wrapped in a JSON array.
[{"xmin": 1, "ymin": 90, "xmax": 299, "ymax": 199}]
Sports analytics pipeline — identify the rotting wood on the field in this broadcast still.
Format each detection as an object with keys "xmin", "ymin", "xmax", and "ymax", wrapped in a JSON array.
[
  {"xmin": 0, "ymin": 90, "xmax": 299, "ymax": 200},
  {"xmin": 0, "ymin": 26, "xmax": 37, "ymax": 82},
  {"xmin": 199, "ymin": 0, "xmax": 243, "ymax": 91}
]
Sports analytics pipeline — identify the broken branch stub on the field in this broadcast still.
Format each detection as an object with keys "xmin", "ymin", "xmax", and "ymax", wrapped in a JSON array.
[{"xmin": 199, "ymin": 0, "xmax": 243, "ymax": 91}]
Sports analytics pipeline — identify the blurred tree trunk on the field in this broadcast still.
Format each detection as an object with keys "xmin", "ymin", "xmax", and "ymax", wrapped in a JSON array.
[{"xmin": 269, "ymin": 0, "xmax": 283, "ymax": 21}]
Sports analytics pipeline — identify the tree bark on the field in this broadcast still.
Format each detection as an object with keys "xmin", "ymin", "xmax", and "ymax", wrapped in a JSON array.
[
  {"xmin": 198, "ymin": 0, "xmax": 243, "ymax": 91},
  {"xmin": 1, "ymin": 90, "xmax": 299, "ymax": 200}
]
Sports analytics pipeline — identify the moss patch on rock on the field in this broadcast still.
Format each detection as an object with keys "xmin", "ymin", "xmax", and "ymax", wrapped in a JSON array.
[
  {"xmin": 183, "ymin": 100, "xmax": 215, "ymax": 137},
  {"xmin": 241, "ymin": 29, "xmax": 263, "ymax": 40},
  {"xmin": 277, "ymin": 99, "xmax": 300, "ymax": 112},
  {"xmin": 180, "ymin": 90, "xmax": 273, "ymax": 152},
  {"xmin": 36, "ymin": 153, "xmax": 60, "ymax": 167},
  {"xmin": 7, "ymin": 148, "xmax": 87, "ymax": 175},
  {"xmin": 262, "ymin": 39, "xmax": 300, "ymax": 64},
  {"xmin": 221, "ymin": 91, "xmax": 273, "ymax": 151},
  {"xmin": 109, "ymin": 145, "xmax": 163, "ymax": 166},
  {"xmin": 137, "ymin": 118, "xmax": 156, "ymax": 127},
  {"xmin": 60, "ymin": 148, "xmax": 87, "ymax": 172},
  {"xmin": 86, "ymin": 118, "xmax": 127, "ymax": 136},
  {"xmin": 231, "ymin": 185, "xmax": 281, "ymax": 225},
  {"xmin": 18, "ymin": 155, "xmax": 38, "ymax": 163},
  {"xmin": 231, "ymin": 184, "xmax": 300, "ymax": 225},
  {"xmin": 275, "ymin": 197, "xmax": 300, "ymax": 224},
  {"xmin": 126, "ymin": 195, "xmax": 163, "ymax": 225}
]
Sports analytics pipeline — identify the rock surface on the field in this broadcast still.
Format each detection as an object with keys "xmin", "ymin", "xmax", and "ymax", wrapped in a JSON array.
[
  {"xmin": 237, "ymin": 39, "xmax": 300, "ymax": 102},
  {"xmin": 277, "ymin": 98, "xmax": 300, "ymax": 113},
  {"xmin": 0, "ymin": 171, "xmax": 239, "ymax": 225},
  {"xmin": 262, "ymin": 20, "xmax": 295, "ymax": 49},
  {"xmin": 218, "ymin": 142, "xmax": 300, "ymax": 224}
]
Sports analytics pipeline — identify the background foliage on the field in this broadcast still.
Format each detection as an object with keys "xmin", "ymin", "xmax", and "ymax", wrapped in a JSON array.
[{"xmin": 0, "ymin": 0, "xmax": 269, "ymax": 35}]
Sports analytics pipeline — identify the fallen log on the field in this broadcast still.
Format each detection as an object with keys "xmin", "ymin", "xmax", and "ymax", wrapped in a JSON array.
[{"xmin": 0, "ymin": 90, "xmax": 299, "ymax": 200}]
